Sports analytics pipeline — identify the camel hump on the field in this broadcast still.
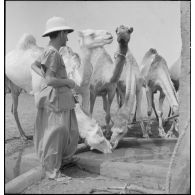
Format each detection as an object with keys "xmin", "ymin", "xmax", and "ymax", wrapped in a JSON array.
[
  {"xmin": 16, "ymin": 33, "xmax": 37, "ymax": 50},
  {"xmin": 151, "ymin": 54, "xmax": 168, "ymax": 70}
]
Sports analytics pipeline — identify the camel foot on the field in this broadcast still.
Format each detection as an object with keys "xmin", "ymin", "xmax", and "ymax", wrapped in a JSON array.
[
  {"xmin": 165, "ymin": 131, "xmax": 176, "ymax": 138},
  {"xmin": 142, "ymin": 132, "xmax": 149, "ymax": 139},
  {"xmin": 158, "ymin": 127, "xmax": 166, "ymax": 138},
  {"xmin": 110, "ymin": 140, "xmax": 119, "ymax": 150},
  {"xmin": 146, "ymin": 125, "xmax": 152, "ymax": 136},
  {"xmin": 132, "ymin": 117, "xmax": 136, "ymax": 124}
]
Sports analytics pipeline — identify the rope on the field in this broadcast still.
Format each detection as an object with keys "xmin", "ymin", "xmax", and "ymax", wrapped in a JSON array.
[{"xmin": 114, "ymin": 52, "xmax": 126, "ymax": 59}]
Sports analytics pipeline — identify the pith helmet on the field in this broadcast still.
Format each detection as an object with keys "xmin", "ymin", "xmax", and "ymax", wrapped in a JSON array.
[{"xmin": 42, "ymin": 16, "xmax": 74, "ymax": 37}]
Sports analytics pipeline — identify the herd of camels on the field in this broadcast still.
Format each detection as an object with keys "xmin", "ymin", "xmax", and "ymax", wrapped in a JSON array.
[{"xmin": 5, "ymin": 25, "xmax": 180, "ymax": 153}]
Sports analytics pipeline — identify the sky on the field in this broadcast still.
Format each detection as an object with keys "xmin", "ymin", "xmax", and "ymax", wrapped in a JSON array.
[{"xmin": 6, "ymin": 1, "xmax": 181, "ymax": 66}]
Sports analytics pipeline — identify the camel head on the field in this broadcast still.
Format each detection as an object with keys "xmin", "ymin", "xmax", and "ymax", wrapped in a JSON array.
[
  {"xmin": 77, "ymin": 29, "xmax": 113, "ymax": 49},
  {"xmin": 116, "ymin": 25, "xmax": 133, "ymax": 44},
  {"xmin": 75, "ymin": 104, "xmax": 112, "ymax": 153},
  {"xmin": 110, "ymin": 126, "xmax": 128, "ymax": 150},
  {"xmin": 109, "ymin": 113, "xmax": 129, "ymax": 150},
  {"xmin": 60, "ymin": 46, "xmax": 82, "ymax": 86},
  {"xmin": 86, "ymin": 122, "xmax": 113, "ymax": 153},
  {"xmin": 141, "ymin": 48, "xmax": 157, "ymax": 67}
]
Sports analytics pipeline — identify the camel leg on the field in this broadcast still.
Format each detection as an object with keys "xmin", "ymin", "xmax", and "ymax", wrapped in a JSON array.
[
  {"xmin": 145, "ymin": 87, "xmax": 153, "ymax": 138},
  {"xmin": 157, "ymin": 91, "xmax": 166, "ymax": 138},
  {"xmin": 102, "ymin": 95, "xmax": 108, "ymax": 133},
  {"xmin": 119, "ymin": 87, "xmax": 125, "ymax": 108},
  {"xmin": 102, "ymin": 92, "xmax": 114, "ymax": 139},
  {"xmin": 152, "ymin": 97, "xmax": 159, "ymax": 121},
  {"xmin": 166, "ymin": 108, "xmax": 179, "ymax": 138},
  {"xmin": 166, "ymin": 119, "xmax": 176, "ymax": 138},
  {"xmin": 135, "ymin": 86, "xmax": 148, "ymax": 138},
  {"xmin": 116, "ymin": 83, "xmax": 125, "ymax": 109},
  {"xmin": 90, "ymin": 90, "xmax": 96, "ymax": 116},
  {"xmin": 107, "ymin": 88, "xmax": 116, "ymax": 125},
  {"xmin": 116, "ymin": 87, "xmax": 121, "ymax": 109},
  {"xmin": 80, "ymin": 86, "xmax": 91, "ymax": 116},
  {"xmin": 168, "ymin": 107, "xmax": 172, "ymax": 117},
  {"xmin": 102, "ymin": 95, "xmax": 111, "ymax": 139},
  {"xmin": 10, "ymin": 86, "xmax": 33, "ymax": 140},
  {"xmin": 132, "ymin": 109, "xmax": 136, "ymax": 123}
]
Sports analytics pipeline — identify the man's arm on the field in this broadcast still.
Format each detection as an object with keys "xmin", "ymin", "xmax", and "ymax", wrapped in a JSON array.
[{"xmin": 31, "ymin": 61, "xmax": 44, "ymax": 77}]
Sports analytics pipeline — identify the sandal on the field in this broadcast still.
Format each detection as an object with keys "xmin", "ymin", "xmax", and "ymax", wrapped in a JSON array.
[
  {"xmin": 60, "ymin": 156, "xmax": 80, "ymax": 169},
  {"xmin": 55, "ymin": 172, "xmax": 72, "ymax": 183}
]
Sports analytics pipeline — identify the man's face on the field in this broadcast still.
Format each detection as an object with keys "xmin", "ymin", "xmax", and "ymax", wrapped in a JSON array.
[{"xmin": 60, "ymin": 31, "xmax": 68, "ymax": 46}]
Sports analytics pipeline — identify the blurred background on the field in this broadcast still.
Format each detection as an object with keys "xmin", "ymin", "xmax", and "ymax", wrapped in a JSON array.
[{"xmin": 6, "ymin": 1, "xmax": 181, "ymax": 66}]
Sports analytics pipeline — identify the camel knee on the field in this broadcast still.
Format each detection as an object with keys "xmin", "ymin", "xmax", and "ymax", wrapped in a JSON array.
[{"xmin": 157, "ymin": 111, "xmax": 163, "ymax": 118}]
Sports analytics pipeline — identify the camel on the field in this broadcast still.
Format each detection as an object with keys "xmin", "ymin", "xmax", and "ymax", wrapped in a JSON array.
[
  {"xmin": 115, "ymin": 50, "xmax": 145, "ymax": 122},
  {"xmin": 68, "ymin": 29, "xmax": 114, "ymax": 116},
  {"xmin": 110, "ymin": 48, "xmax": 179, "ymax": 148},
  {"xmin": 78, "ymin": 26, "xmax": 133, "ymax": 139},
  {"xmin": 109, "ymin": 51, "xmax": 147, "ymax": 149},
  {"xmin": 5, "ymin": 33, "xmax": 113, "ymax": 153},
  {"xmin": 139, "ymin": 48, "xmax": 179, "ymax": 138}
]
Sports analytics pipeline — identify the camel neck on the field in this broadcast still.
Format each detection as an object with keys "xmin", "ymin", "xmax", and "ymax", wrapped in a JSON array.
[
  {"xmin": 118, "ymin": 43, "xmax": 128, "ymax": 55},
  {"xmin": 80, "ymin": 47, "xmax": 93, "ymax": 86},
  {"xmin": 91, "ymin": 47, "xmax": 105, "ymax": 63},
  {"xmin": 110, "ymin": 43, "xmax": 129, "ymax": 83}
]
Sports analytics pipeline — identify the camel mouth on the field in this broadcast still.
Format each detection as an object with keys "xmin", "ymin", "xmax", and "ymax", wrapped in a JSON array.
[
  {"xmin": 106, "ymin": 36, "xmax": 113, "ymax": 42},
  {"xmin": 108, "ymin": 36, "xmax": 113, "ymax": 40}
]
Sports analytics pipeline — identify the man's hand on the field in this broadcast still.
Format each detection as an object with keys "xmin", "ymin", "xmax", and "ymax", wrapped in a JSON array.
[{"xmin": 66, "ymin": 79, "xmax": 75, "ymax": 89}]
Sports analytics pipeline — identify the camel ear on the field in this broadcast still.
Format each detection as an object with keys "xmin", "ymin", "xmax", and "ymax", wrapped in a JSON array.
[
  {"xmin": 150, "ymin": 48, "xmax": 157, "ymax": 54},
  {"xmin": 115, "ymin": 27, "xmax": 119, "ymax": 34},
  {"xmin": 129, "ymin": 27, "xmax": 133, "ymax": 33}
]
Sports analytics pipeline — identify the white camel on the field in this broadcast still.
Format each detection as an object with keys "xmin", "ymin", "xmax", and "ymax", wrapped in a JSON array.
[
  {"xmin": 5, "ymin": 33, "xmax": 112, "ymax": 153},
  {"xmin": 77, "ymin": 26, "xmax": 133, "ymax": 139},
  {"xmin": 110, "ymin": 48, "xmax": 179, "ymax": 149},
  {"xmin": 140, "ymin": 48, "xmax": 179, "ymax": 138},
  {"xmin": 115, "ymin": 49, "xmax": 146, "ymax": 122},
  {"xmin": 109, "ymin": 50, "xmax": 147, "ymax": 149}
]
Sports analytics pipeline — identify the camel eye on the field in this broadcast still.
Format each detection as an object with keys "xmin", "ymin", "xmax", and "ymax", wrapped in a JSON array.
[{"xmin": 90, "ymin": 33, "xmax": 95, "ymax": 39}]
